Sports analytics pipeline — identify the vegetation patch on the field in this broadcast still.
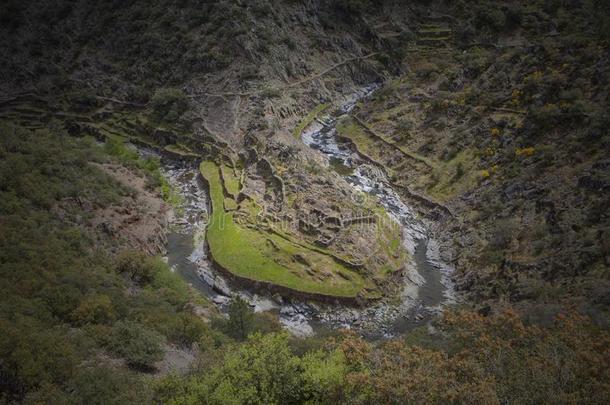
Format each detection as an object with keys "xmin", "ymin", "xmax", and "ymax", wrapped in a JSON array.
[
  {"xmin": 200, "ymin": 161, "xmax": 367, "ymax": 298},
  {"xmin": 220, "ymin": 164, "xmax": 241, "ymax": 197},
  {"xmin": 426, "ymin": 149, "xmax": 481, "ymax": 202},
  {"xmin": 293, "ymin": 103, "xmax": 329, "ymax": 138},
  {"xmin": 376, "ymin": 214, "xmax": 407, "ymax": 275},
  {"xmin": 157, "ymin": 310, "xmax": 610, "ymax": 404},
  {"xmin": 0, "ymin": 124, "xmax": 214, "ymax": 402},
  {"xmin": 104, "ymin": 137, "xmax": 183, "ymax": 209},
  {"xmin": 164, "ymin": 143, "xmax": 198, "ymax": 157},
  {"xmin": 336, "ymin": 116, "xmax": 386, "ymax": 163}
]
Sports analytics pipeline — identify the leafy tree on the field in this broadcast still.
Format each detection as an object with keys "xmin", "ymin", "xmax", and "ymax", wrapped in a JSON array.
[
  {"xmin": 226, "ymin": 296, "xmax": 254, "ymax": 341},
  {"xmin": 301, "ymin": 349, "xmax": 347, "ymax": 402}
]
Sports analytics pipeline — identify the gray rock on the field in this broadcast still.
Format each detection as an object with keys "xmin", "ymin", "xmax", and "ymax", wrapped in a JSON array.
[{"xmin": 212, "ymin": 295, "xmax": 231, "ymax": 305}]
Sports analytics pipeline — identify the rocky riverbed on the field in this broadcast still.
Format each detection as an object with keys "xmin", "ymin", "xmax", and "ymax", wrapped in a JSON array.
[{"xmin": 300, "ymin": 86, "xmax": 456, "ymax": 337}]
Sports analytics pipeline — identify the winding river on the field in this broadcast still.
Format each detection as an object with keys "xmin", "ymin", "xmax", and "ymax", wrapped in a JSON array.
[{"xmin": 162, "ymin": 86, "xmax": 455, "ymax": 339}]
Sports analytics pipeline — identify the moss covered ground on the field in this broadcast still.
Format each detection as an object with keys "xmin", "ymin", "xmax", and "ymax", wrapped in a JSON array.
[
  {"xmin": 292, "ymin": 103, "xmax": 329, "ymax": 138},
  {"xmin": 220, "ymin": 164, "xmax": 241, "ymax": 197}
]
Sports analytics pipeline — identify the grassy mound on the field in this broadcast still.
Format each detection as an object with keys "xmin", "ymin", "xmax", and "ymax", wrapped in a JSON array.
[{"xmin": 200, "ymin": 161, "xmax": 367, "ymax": 298}]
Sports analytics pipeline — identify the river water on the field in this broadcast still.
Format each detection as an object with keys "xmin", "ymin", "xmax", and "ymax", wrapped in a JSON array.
[{"xmin": 162, "ymin": 86, "xmax": 455, "ymax": 339}]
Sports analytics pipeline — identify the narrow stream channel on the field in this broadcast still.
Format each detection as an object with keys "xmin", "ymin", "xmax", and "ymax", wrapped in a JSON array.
[{"xmin": 157, "ymin": 85, "xmax": 455, "ymax": 339}]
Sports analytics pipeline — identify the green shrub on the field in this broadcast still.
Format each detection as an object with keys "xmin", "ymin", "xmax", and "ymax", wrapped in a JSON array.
[
  {"xmin": 462, "ymin": 47, "xmax": 490, "ymax": 78},
  {"xmin": 475, "ymin": 5, "xmax": 506, "ymax": 32},
  {"xmin": 149, "ymin": 258, "xmax": 190, "ymax": 305},
  {"xmin": 150, "ymin": 88, "xmax": 188, "ymax": 122},
  {"xmin": 39, "ymin": 285, "xmax": 82, "ymax": 320},
  {"xmin": 115, "ymin": 250, "xmax": 159, "ymax": 285},
  {"xmin": 104, "ymin": 137, "xmax": 139, "ymax": 161},
  {"xmin": 0, "ymin": 318, "xmax": 77, "ymax": 395},
  {"xmin": 168, "ymin": 313, "xmax": 208, "ymax": 347},
  {"xmin": 395, "ymin": 118, "xmax": 413, "ymax": 133},
  {"xmin": 71, "ymin": 295, "xmax": 116, "ymax": 325},
  {"xmin": 106, "ymin": 321, "xmax": 164, "ymax": 370},
  {"xmin": 69, "ymin": 366, "xmax": 152, "ymax": 405}
]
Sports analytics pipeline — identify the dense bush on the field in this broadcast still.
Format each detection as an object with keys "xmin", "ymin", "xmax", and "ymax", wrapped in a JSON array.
[
  {"xmin": 71, "ymin": 294, "xmax": 116, "ymax": 325},
  {"xmin": 151, "ymin": 87, "xmax": 189, "ymax": 123},
  {"xmin": 106, "ymin": 321, "xmax": 165, "ymax": 369},
  {"xmin": 116, "ymin": 250, "xmax": 161, "ymax": 285},
  {"xmin": 67, "ymin": 366, "xmax": 152, "ymax": 405}
]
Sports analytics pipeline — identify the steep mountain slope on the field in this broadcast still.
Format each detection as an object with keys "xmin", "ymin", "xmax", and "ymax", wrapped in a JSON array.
[{"xmin": 335, "ymin": 0, "xmax": 610, "ymax": 318}]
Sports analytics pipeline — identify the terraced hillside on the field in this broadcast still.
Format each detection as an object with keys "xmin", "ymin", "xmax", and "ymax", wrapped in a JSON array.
[
  {"xmin": 336, "ymin": 1, "xmax": 610, "ymax": 318},
  {"xmin": 200, "ymin": 161, "xmax": 371, "ymax": 300}
]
